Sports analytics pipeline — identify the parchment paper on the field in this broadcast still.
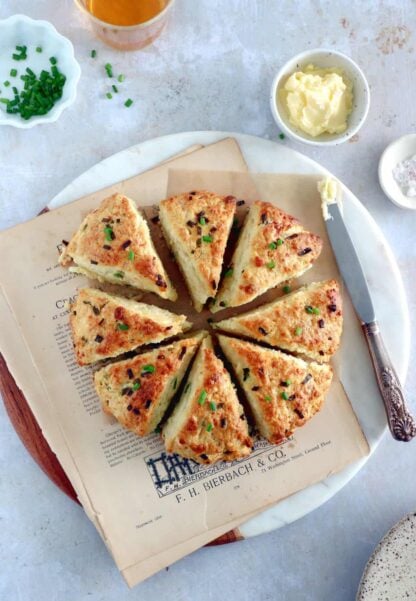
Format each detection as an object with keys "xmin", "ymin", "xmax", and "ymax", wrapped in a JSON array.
[{"xmin": 0, "ymin": 142, "xmax": 369, "ymax": 588}]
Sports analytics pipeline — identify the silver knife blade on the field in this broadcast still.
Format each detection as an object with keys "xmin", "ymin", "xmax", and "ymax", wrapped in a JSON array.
[{"xmin": 326, "ymin": 203, "xmax": 375, "ymax": 324}]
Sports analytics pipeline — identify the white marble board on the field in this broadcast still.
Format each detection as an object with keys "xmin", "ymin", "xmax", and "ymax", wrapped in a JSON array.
[{"xmin": 49, "ymin": 131, "xmax": 410, "ymax": 538}]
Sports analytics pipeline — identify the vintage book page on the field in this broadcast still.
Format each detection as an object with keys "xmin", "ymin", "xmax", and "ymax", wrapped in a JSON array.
[{"xmin": 0, "ymin": 155, "xmax": 369, "ymax": 587}]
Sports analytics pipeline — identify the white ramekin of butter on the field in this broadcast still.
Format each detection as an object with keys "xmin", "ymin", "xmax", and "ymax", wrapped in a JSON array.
[{"xmin": 270, "ymin": 49, "xmax": 370, "ymax": 146}]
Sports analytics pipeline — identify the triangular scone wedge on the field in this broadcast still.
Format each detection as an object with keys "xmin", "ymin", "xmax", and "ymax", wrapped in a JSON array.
[
  {"xmin": 218, "ymin": 335, "xmax": 333, "ymax": 444},
  {"xmin": 159, "ymin": 191, "xmax": 237, "ymax": 311},
  {"xmin": 215, "ymin": 280, "xmax": 342, "ymax": 362},
  {"xmin": 94, "ymin": 332, "xmax": 206, "ymax": 437},
  {"xmin": 70, "ymin": 287, "xmax": 191, "ymax": 366},
  {"xmin": 213, "ymin": 200, "xmax": 322, "ymax": 311},
  {"xmin": 163, "ymin": 336, "xmax": 252, "ymax": 464},
  {"xmin": 60, "ymin": 193, "xmax": 177, "ymax": 301}
]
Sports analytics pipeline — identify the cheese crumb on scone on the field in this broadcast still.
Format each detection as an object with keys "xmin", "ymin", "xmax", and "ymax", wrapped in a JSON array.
[
  {"xmin": 163, "ymin": 336, "xmax": 252, "ymax": 464},
  {"xmin": 159, "ymin": 190, "xmax": 237, "ymax": 311},
  {"xmin": 94, "ymin": 332, "xmax": 206, "ymax": 437},
  {"xmin": 60, "ymin": 193, "xmax": 177, "ymax": 301},
  {"xmin": 70, "ymin": 287, "xmax": 191, "ymax": 366},
  {"xmin": 213, "ymin": 200, "xmax": 322, "ymax": 312},
  {"xmin": 218, "ymin": 335, "xmax": 333, "ymax": 444},
  {"xmin": 214, "ymin": 280, "xmax": 342, "ymax": 362}
]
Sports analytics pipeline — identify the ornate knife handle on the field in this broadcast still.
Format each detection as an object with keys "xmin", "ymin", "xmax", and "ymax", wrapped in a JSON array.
[{"xmin": 363, "ymin": 321, "xmax": 416, "ymax": 442}]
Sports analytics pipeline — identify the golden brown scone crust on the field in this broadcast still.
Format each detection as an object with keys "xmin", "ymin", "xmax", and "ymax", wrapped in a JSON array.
[
  {"xmin": 218, "ymin": 335, "xmax": 333, "ymax": 444},
  {"xmin": 69, "ymin": 288, "xmax": 190, "ymax": 366},
  {"xmin": 60, "ymin": 193, "xmax": 177, "ymax": 300},
  {"xmin": 214, "ymin": 201, "xmax": 322, "ymax": 311},
  {"xmin": 94, "ymin": 333, "xmax": 205, "ymax": 436},
  {"xmin": 163, "ymin": 336, "xmax": 252, "ymax": 464},
  {"xmin": 159, "ymin": 191, "xmax": 236, "ymax": 310},
  {"xmin": 215, "ymin": 280, "xmax": 342, "ymax": 362}
]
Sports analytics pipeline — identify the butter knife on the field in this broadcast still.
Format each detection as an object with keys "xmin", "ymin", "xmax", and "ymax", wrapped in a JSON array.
[{"xmin": 325, "ymin": 201, "xmax": 416, "ymax": 442}]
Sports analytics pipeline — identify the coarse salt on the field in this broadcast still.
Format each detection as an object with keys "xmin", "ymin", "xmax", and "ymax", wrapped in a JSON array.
[{"xmin": 392, "ymin": 154, "xmax": 416, "ymax": 197}]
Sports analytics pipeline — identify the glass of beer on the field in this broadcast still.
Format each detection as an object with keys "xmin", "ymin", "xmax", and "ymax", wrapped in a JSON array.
[{"xmin": 74, "ymin": 0, "xmax": 175, "ymax": 50}]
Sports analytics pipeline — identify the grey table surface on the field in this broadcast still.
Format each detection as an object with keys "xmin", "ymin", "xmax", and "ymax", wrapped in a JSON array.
[{"xmin": 1, "ymin": 1, "xmax": 416, "ymax": 600}]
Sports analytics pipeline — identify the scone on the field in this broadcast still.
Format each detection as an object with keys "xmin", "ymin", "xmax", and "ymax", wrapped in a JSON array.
[
  {"xmin": 70, "ymin": 287, "xmax": 191, "ymax": 366},
  {"xmin": 159, "ymin": 191, "xmax": 236, "ymax": 311},
  {"xmin": 215, "ymin": 280, "xmax": 342, "ymax": 362},
  {"xmin": 94, "ymin": 332, "xmax": 206, "ymax": 436},
  {"xmin": 213, "ymin": 200, "xmax": 322, "ymax": 311},
  {"xmin": 60, "ymin": 193, "xmax": 177, "ymax": 301},
  {"xmin": 163, "ymin": 336, "xmax": 252, "ymax": 464},
  {"xmin": 218, "ymin": 335, "xmax": 333, "ymax": 444}
]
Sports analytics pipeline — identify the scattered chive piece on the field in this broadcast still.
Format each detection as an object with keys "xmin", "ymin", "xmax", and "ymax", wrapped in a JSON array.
[
  {"xmin": 202, "ymin": 234, "xmax": 213, "ymax": 243},
  {"xmin": 295, "ymin": 326, "xmax": 303, "ymax": 336},
  {"xmin": 142, "ymin": 364, "xmax": 155, "ymax": 374},
  {"xmin": 117, "ymin": 322, "xmax": 129, "ymax": 331},
  {"xmin": 154, "ymin": 424, "xmax": 162, "ymax": 433},
  {"xmin": 206, "ymin": 423, "xmax": 213, "ymax": 433},
  {"xmin": 0, "ymin": 98, "xmax": 9, "ymax": 105},
  {"xmin": 198, "ymin": 390, "xmax": 207, "ymax": 405},
  {"xmin": 279, "ymin": 133, "xmax": 285, "ymax": 140},
  {"xmin": 4, "ymin": 81, "xmax": 10, "ymax": 87},
  {"xmin": 106, "ymin": 92, "xmax": 112, "ymax": 99},
  {"xmin": 124, "ymin": 98, "xmax": 133, "ymax": 107},
  {"xmin": 133, "ymin": 380, "xmax": 141, "ymax": 390},
  {"xmin": 112, "ymin": 84, "xmax": 118, "ymax": 93},
  {"xmin": 269, "ymin": 241, "xmax": 277, "ymax": 250},
  {"xmin": 12, "ymin": 86, "xmax": 18, "ymax": 95},
  {"xmin": 36, "ymin": 46, "xmax": 43, "ymax": 53},
  {"xmin": 173, "ymin": 377, "xmax": 178, "ymax": 390},
  {"xmin": 184, "ymin": 382, "xmax": 191, "ymax": 393},
  {"xmin": 10, "ymin": 69, "xmax": 17, "ymax": 77},
  {"xmin": 117, "ymin": 74, "xmax": 125, "ymax": 82},
  {"xmin": 209, "ymin": 401, "xmax": 216, "ymax": 411},
  {"xmin": 283, "ymin": 380, "xmax": 291, "ymax": 386},
  {"xmin": 266, "ymin": 260, "xmax": 276, "ymax": 269},
  {"xmin": 281, "ymin": 391, "xmax": 289, "ymax": 400},
  {"xmin": 283, "ymin": 285, "xmax": 291, "ymax": 294},
  {"xmin": 264, "ymin": 395, "xmax": 272, "ymax": 402},
  {"xmin": 91, "ymin": 49, "xmax": 97, "ymax": 58},
  {"xmin": 128, "ymin": 250, "xmax": 135, "ymax": 261},
  {"xmin": 199, "ymin": 216, "xmax": 206, "ymax": 225},
  {"xmin": 49, "ymin": 57, "xmax": 57, "ymax": 65},
  {"xmin": 26, "ymin": 67, "xmax": 35, "ymax": 77},
  {"xmin": 105, "ymin": 63, "xmax": 113, "ymax": 77},
  {"xmin": 305, "ymin": 306, "xmax": 320, "ymax": 315},
  {"xmin": 277, "ymin": 238, "xmax": 284, "ymax": 246},
  {"xmin": 113, "ymin": 271, "xmax": 124, "ymax": 278},
  {"xmin": 104, "ymin": 225, "xmax": 114, "ymax": 241},
  {"xmin": 224, "ymin": 267, "xmax": 234, "ymax": 278}
]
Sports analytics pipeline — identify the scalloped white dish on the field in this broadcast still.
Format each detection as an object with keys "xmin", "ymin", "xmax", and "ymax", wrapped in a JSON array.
[{"xmin": 0, "ymin": 15, "xmax": 80, "ymax": 128}]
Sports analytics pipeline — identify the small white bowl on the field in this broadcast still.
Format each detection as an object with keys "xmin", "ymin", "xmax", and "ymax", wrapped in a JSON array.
[
  {"xmin": 0, "ymin": 15, "xmax": 81, "ymax": 128},
  {"xmin": 378, "ymin": 134, "xmax": 416, "ymax": 210},
  {"xmin": 270, "ymin": 48, "xmax": 370, "ymax": 146}
]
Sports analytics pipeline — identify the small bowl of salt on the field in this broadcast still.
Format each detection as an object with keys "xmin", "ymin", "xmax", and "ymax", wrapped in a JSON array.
[{"xmin": 379, "ymin": 134, "xmax": 416, "ymax": 210}]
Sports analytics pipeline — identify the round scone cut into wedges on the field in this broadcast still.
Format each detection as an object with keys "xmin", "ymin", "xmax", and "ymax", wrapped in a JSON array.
[
  {"xmin": 94, "ymin": 332, "xmax": 206, "ymax": 437},
  {"xmin": 163, "ymin": 335, "xmax": 253, "ymax": 464},
  {"xmin": 218, "ymin": 335, "xmax": 333, "ymax": 444},
  {"xmin": 215, "ymin": 279, "xmax": 342, "ymax": 362},
  {"xmin": 213, "ymin": 200, "xmax": 323, "ymax": 312},
  {"xmin": 70, "ymin": 287, "xmax": 191, "ymax": 366},
  {"xmin": 60, "ymin": 193, "xmax": 177, "ymax": 301},
  {"xmin": 158, "ymin": 190, "xmax": 237, "ymax": 312}
]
